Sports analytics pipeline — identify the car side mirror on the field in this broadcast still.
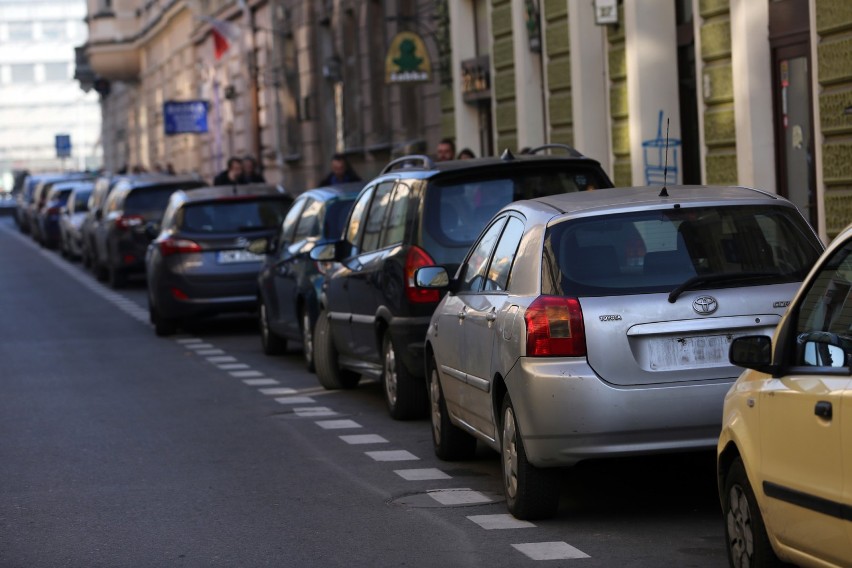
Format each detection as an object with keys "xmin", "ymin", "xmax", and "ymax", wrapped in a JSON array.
[
  {"xmin": 729, "ymin": 335, "xmax": 775, "ymax": 374},
  {"xmin": 415, "ymin": 266, "xmax": 449, "ymax": 289},
  {"xmin": 310, "ymin": 240, "xmax": 348, "ymax": 262}
]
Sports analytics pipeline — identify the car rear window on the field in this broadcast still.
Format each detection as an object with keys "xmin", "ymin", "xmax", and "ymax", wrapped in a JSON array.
[
  {"xmin": 422, "ymin": 166, "xmax": 609, "ymax": 265},
  {"xmin": 124, "ymin": 183, "xmax": 205, "ymax": 213},
  {"xmin": 541, "ymin": 205, "xmax": 823, "ymax": 297},
  {"xmin": 178, "ymin": 198, "xmax": 291, "ymax": 233}
]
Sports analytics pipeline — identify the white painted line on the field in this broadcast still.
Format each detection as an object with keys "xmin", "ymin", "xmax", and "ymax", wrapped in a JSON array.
[
  {"xmin": 274, "ymin": 396, "xmax": 316, "ymax": 404},
  {"xmin": 365, "ymin": 450, "xmax": 419, "ymax": 462},
  {"xmin": 394, "ymin": 468, "xmax": 451, "ymax": 481},
  {"xmin": 467, "ymin": 514, "xmax": 535, "ymax": 530},
  {"xmin": 339, "ymin": 434, "xmax": 388, "ymax": 445},
  {"xmin": 229, "ymin": 370, "xmax": 263, "ymax": 378},
  {"xmin": 242, "ymin": 379, "xmax": 280, "ymax": 386},
  {"xmin": 196, "ymin": 349, "xmax": 225, "ymax": 355},
  {"xmin": 512, "ymin": 542, "xmax": 590, "ymax": 561},
  {"xmin": 176, "ymin": 338, "xmax": 203, "ymax": 344},
  {"xmin": 259, "ymin": 387, "xmax": 297, "ymax": 395},
  {"xmin": 185, "ymin": 343, "xmax": 214, "ymax": 349},
  {"xmin": 315, "ymin": 419, "xmax": 362, "ymax": 430},
  {"xmin": 294, "ymin": 407, "xmax": 337, "ymax": 417},
  {"xmin": 218, "ymin": 363, "xmax": 250, "ymax": 370},
  {"xmin": 207, "ymin": 356, "xmax": 237, "ymax": 363},
  {"xmin": 427, "ymin": 488, "xmax": 491, "ymax": 506}
]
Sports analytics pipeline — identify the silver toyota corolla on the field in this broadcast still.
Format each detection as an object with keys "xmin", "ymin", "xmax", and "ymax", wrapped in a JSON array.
[{"xmin": 417, "ymin": 185, "xmax": 824, "ymax": 520}]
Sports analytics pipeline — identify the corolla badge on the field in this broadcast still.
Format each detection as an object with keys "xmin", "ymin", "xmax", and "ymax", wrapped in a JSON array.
[{"xmin": 693, "ymin": 296, "xmax": 718, "ymax": 315}]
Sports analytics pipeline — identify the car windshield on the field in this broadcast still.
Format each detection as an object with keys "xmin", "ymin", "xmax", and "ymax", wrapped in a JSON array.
[
  {"xmin": 423, "ymin": 166, "xmax": 609, "ymax": 265},
  {"xmin": 178, "ymin": 198, "xmax": 291, "ymax": 233},
  {"xmin": 541, "ymin": 205, "xmax": 823, "ymax": 297}
]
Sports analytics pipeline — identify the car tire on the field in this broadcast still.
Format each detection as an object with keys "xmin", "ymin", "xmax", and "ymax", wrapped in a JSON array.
[
  {"xmin": 150, "ymin": 303, "xmax": 177, "ymax": 337},
  {"xmin": 723, "ymin": 457, "xmax": 783, "ymax": 568},
  {"xmin": 314, "ymin": 311, "xmax": 360, "ymax": 389},
  {"xmin": 429, "ymin": 357, "xmax": 476, "ymax": 460},
  {"xmin": 382, "ymin": 333, "xmax": 427, "ymax": 421},
  {"xmin": 301, "ymin": 308, "xmax": 316, "ymax": 372},
  {"xmin": 501, "ymin": 395, "xmax": 560, "ymax": 520},
  {"xmin": 259, "ymin": 300, "xmax": 287, "ymax": 355}
]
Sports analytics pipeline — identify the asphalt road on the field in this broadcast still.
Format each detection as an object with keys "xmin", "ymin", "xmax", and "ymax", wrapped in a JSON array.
[{"xmin": 0, "ymin": 218, "xmax": 728, "ymax": 567}]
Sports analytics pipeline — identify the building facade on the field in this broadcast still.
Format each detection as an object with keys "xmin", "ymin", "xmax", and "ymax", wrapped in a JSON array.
[
  {"xmin": 0, "ymin": 0, "xmax": 101, "ymax": 178},
  {"xmin": 82, "ymin": 0, "xmax": 850, "ymax": 240}
]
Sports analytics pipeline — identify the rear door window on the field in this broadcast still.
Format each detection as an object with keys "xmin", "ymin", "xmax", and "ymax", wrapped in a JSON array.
[
  {"xmin": 458, "ymin": 217, "xmax": 507, "ymax": 293},
  {"xmin": 379, "ymin": 183, "xmax": 410, "ymax": 248},
  {"xmin": 484, "ymin": 216, "xmax": 525, "ymax": 292},
  {"xmin": 360, "ymin": 182, "xmax": 394, "ymax": 253},
  {"xmin": 345, "ymin": 186, "xmax": 375, "ymax": 250}
]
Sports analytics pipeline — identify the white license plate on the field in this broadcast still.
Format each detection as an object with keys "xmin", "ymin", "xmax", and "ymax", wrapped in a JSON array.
[
  {"xmin": 217, "ymin": 250, "xmax": 264, "ymax": 264},
  {"xmin": 649, "ymin": 334, "xmax": 735, "ymax": 370}
]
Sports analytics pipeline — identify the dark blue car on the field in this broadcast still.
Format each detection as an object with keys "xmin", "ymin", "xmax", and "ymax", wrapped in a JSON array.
[{"xmin": 257, "ymin": 182, "xmax": 364, "ymax": 370}]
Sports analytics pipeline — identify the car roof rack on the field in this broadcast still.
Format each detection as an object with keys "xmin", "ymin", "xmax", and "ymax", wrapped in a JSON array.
[
  {"xmin": 526, "ymin": 144, "xmax": 584, "ymax": 158},
  {"xmin": 380, "ymin": 154, "xmax": 435, "ymax": 175}
]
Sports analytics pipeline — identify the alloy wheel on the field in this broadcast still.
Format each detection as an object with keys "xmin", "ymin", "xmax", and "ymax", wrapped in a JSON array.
[
  {"xmin": 302, "ymin": 310, "xmax": 313, "ymax": 366},
  {"xmin": 429, "ymin": 367, "xmax": 442, "ymax": 444},
  {"xmin": 384, "ymin": 341, "xmax": 398, "ymax": 408},
  {"xmin": 727, "ymin": 484, "xmax": 755, "ymax": 568},
  {"xmin": 502, "ymin": 405, "xmax": 519, "ymax": 501}
]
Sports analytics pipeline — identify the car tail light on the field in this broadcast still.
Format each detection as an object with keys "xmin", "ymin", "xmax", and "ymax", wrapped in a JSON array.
[
  {"xmin": 47, "ymin": 206, "xmax": 61, "ymax": 216},
  {"xmin": 123, "ymin": 254, "xmax": 136, "ymax": 265},
  {"xmin": 171, "ymin": 287, "xmax": 189, "ymax": 300},
  {"xmin": 524, "ymin": 296, "xmax": 586, "ymax": 357},
  {"xmin": 405, "ymin": 246, "xmax": 439, "ymax": 303},
  {"xmin": 159, "ymin": 238, "xmax": 202, "ymax": 257},
  {"xmin": 115, "ymin": 214, "xmax": 144, "ymax": 230}
]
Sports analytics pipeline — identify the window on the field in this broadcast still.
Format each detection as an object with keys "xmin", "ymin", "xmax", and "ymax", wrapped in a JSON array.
[
  {"xmin": 44, "ymin": 62, "xmax": 69, "ymax": 82},
  {"xmin": 458, "ymin": 217, "xmax": 506, "ymax": 293},
  {"xmin": 360, "ymin": 182, "xmax": 394, "ymax": 253},
  {"xmin": 379, "ymin": 183, "xmax": 410, "ymax": 248},
  {"xmin": 484, "ymin": 217, "xmax": 524, "ymax": 292},
  {"xmin": 794, "ymin": 242, "xmax": 852, "ymax": 367},
  {"xmin": 41, "ymin": 21, "xmax": 66, "ymax": 41},
  {"xmin": 345, "ymin": 186, "xmax": 374, "ymax": 248},
  {"xmin": 8, "ymin": 22, "xmax": 33, "ymax": 42},
  {"xmin": 293, "ymin": 199, "xmax": 322, "ymax": 240},
  {"xmin": 179, "ymin": 199, "xmax": 291, "ymax": 233},
  {"xmin": 279, "ymin": 198, "xmax": 306, "ymax": 244},
  {"xmin": 10, "ymin": 64, "xmax": 35, "ymax": 83}
]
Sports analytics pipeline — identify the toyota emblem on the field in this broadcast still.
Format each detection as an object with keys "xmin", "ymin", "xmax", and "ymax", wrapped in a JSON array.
[{"xmin": 693, "ymin": 296, "xmax": 718, "ymax": 315}]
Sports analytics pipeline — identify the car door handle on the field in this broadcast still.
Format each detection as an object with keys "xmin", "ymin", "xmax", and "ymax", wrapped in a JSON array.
[
  {"xmin": 815, "ymin": 401, "xmax": 832, "ymax": 419},
  {"xmin": 457, "ymin": 307, "xmax": 467, "ymax": 320},
  {"xmin": 485, "ymin": 310, "xmax": 497, "ymax": 322}
]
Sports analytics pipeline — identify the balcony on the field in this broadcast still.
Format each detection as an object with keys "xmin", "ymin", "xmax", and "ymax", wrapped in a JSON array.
[{"xmin": 85, "ymin": 7, "xmax": 141, "ymax": 80}]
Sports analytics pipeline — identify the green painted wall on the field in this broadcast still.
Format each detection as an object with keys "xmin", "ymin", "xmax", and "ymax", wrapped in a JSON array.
[
  {"xmin": 699, "ymin": 0, "xmax": 737, "ymax": 185},
  {"xmin": 492, "ymin": 0, "xmax": 517, "ymax": 153},
  {"xmin": 544, "ymin": 0, "xmax": 572, "ymax": 146},
  {"xmin": 436, "ymin": 0, "xmax": 455, "ymax": 140},
  {"xmin": 608, "ymin": 5, "xmax": 630, "ymax": 186},
  {"xmin": 816, "ymin": 0, "xmax": 852, "ymax": 236}
]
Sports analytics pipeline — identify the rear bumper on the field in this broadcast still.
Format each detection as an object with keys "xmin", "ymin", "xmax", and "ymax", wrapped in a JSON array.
[
  {"xmin": 154, "ymin": 273, "xmax": 258, "ymax": 319},
  {"xmin": 506, "ymin": 358, "xmax": 732, "ymax": 468}
]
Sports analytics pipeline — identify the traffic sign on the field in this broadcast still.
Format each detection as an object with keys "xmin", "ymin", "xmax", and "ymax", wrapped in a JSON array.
[{"xmin": 55, "ymin": 134, "xmax": 72, "ymax": 158}]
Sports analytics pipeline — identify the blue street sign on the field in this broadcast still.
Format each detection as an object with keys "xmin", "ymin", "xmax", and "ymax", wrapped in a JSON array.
[
  {"xmin": 55, "ymin": 134, "xmax": 71, "ymax": 158},
  {"xmin": 163, "ymin": 100, "xmax": 209, "ymax": 135}
]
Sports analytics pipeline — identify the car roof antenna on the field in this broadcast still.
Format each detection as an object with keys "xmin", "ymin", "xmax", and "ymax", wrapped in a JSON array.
[{"xmin": 659, "ymin": 116, "xmax": 670, "ymax": 198}]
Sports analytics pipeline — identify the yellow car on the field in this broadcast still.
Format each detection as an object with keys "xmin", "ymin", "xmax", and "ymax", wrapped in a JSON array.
[{"xmin": 718, "ymin": 223, "xmax": 852, "ymax": 567}]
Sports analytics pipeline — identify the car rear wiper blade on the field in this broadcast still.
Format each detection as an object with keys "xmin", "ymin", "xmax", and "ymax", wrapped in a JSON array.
[{"xmin": 668, "ymin": 271, "xmax": 782, "ymax": 304}]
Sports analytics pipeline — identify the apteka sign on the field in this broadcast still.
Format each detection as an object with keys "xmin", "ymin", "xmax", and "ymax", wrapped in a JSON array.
[{"xmin": 385, "ymin": 31, "xmax": 432, "ymax": 84}]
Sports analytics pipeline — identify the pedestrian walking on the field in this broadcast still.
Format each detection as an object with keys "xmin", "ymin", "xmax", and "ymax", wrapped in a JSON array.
[
  {"xmin": 214, "ymin": 156, "xmax": 244, "ymax": 186},
  {"xmin": 318, "ymin": 154, "xmax": 361, "ymax": 186}
]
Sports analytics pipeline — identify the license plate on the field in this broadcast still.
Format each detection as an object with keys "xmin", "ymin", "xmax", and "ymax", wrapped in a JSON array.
[
  {"xmin": 649, "ymin": 334, "xmax": 735, "ymax": 370},
  {"xmin": 217, "ymin": 250, "xmax": 264, "ymax": 264}
]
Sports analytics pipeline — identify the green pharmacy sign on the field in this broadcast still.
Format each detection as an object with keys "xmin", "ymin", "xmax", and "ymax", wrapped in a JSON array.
[{"xmin": 385, "ymin": 31, "xmax": 432, "ymax": 84}]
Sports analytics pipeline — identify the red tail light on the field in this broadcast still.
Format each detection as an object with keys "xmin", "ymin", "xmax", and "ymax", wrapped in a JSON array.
[
  {"xmin": 47, "ymin": 206, "xmax": 61, "ymax": 216},
  {"xmin": 171, "ymin": 287, "xmax": 189, "ymax": 300},
  {"xmin": 405, "ymin": 246, "xmax": 440, "ymax": 303},
  {"xmin": 524, "ymin": 296, "xmax": 586, "ymax": 357},
  {"xmin": 115, "ymin": 215, "xmax": 144, "ymax": 230},
  {"xmin": 159, "ymin": 238, "xmax": 202, "ymax": 257}
]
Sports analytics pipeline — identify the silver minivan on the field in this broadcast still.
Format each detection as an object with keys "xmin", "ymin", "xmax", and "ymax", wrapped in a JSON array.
[{"xmin": 417, "ymin": 185, "xmax": 823, "ymax": 520}]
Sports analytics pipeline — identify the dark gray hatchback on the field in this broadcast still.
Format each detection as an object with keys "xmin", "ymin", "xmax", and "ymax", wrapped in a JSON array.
[{"xmin": 146, "ymin": 184, "xmax": 294, "ymax": 336}]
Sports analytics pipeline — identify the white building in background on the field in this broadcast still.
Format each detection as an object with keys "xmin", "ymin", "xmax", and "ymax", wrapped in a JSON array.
[{"xmin": 0, "ymin": 0, "xmax": 102, "ymax": 179}]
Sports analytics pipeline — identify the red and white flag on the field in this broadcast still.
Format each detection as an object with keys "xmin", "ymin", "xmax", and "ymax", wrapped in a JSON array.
[{"xmin": 198, "ymin": 16, "xmax": 240, "ymax": 60}]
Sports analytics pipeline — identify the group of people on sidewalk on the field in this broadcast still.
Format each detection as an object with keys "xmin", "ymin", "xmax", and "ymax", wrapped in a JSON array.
[{"xmin": 212, "ymin": 139, "xmax": 476, "ymax": 190}]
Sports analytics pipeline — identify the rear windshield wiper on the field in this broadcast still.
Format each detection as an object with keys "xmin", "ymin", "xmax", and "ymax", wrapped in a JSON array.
[{"xmin": 668, "ymin": 271, "xmax": 783, "ymax": 303}]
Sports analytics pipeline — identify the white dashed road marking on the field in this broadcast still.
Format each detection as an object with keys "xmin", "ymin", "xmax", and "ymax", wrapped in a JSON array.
[
  {"xmin": 394, "ymin": 468, "xmax": 451, "ymax": 481},
  {"xmin": 294, "ymin": 407, "xmax": 337, "ymax": 417},
  {"xmin": 365, "ymin": 450, "xmax": 419, "ymax": 462},
  {"xmin": 467, "ymin": 514, "xmax": 535, "ymax": 530},
  {"xmin": 229, "ymin": 370, "xmax": 263, "ymax": 378},
  {"xmin": 339, "ymin": 434, "xmax": 388, "ymax": 445},
  {"xmin": 218, "ymin": 363, "xmax": 250, "ymax": 370},
  {"xmin": 511, "ymin": 542, "xmax": 590, "ymax": 561},
  {"xmin": 427, "ymin": 488, "xmax": 491, "ymax": 506},
  {"xmin": 176, "ymin": 338, "xmax": 203, "ymax": 344},
  {"xmin": 315, "ymin": 420, "xmax": 361, "ymax": 429},
  {"xmin": 242, "ymin": 379, "xmax": 279, "ymax": 386},
  {"xmin": 275, "ymin": 396, "xmax": 316, "ymax": 404},
  {"xmin": 196, "ymin": 349, "xmax": 225, "ymax": 355},
  {"xmin": 185, "ymin": 343, "xmax": 214, "ymax": 349},
  {"xmin": 259, "ymin": 387, "xmax": 297, "ymax": 395},
  {"xmin": 206, "ymin": 356, "xmax": 237, "ymax": 363}
]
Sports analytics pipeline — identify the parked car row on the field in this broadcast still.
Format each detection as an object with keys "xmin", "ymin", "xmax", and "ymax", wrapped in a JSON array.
[{"xmin": 12, "ymin": 149, "xmax": 850, "ymax": 565}]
